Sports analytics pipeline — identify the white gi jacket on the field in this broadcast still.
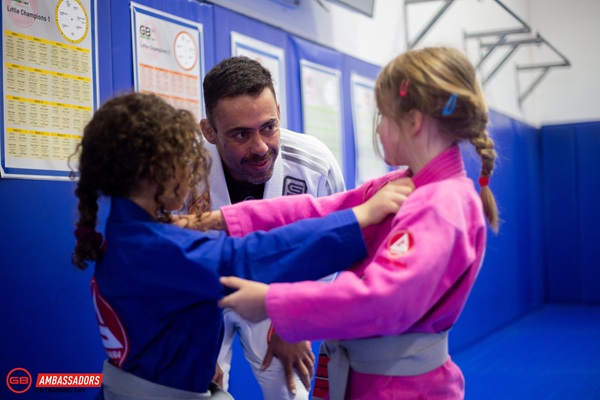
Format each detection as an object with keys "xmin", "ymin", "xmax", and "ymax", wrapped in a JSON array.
[{"xmin": 206, "ymin": 129, "xmax": 345, "ymax": 400}]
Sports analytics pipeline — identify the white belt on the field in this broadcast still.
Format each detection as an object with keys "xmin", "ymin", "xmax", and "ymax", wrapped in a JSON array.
[
  {"xmin": 101, "ymin": 360, "xmax": 233, "ymax": 400},
  {"xmin": 323, "ymin": 331, "xmax": 449, "ymax": 400}
]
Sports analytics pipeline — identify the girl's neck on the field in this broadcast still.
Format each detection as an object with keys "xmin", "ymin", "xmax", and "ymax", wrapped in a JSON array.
[
  {"xmin": 129, "ymin": 180, "xmax": 159, "ymax": 218},
  {"xmin": 408, "ymin": 121, "xmax": 455, "ymax": 175}
]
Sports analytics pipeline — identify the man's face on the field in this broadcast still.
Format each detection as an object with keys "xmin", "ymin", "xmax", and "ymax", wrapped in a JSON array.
[{"xmin": 201, "ymin": 88, "xmax": 280, "ymax": 185}]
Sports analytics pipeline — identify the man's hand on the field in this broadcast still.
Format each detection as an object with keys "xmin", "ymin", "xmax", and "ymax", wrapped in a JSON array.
[
  {"xmin": 212, "ymin": 363, "xmax": 224, "ymax": 388},
  {"xmin": 171, "ymin": 211, "xmax": 227, "ymax": 232},
  {"xmin": 218, "ymin": 277, "xmax": 269, "ymax": 322},
  {"xmin": 262, "ymin": 330, "xmax": 314, "ymax": 396}
]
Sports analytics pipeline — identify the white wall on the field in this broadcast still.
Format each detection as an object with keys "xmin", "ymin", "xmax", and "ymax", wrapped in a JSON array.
[
  {"xmin": 527, "ymin": 0, "xmax": 600, "ymax": 125},
  {"xmin": 209, "ymin": 0, "xmax": 600, "ymax": 126},
  {"xmin": 208, "ymin": 0, "xmax": 405, "ymax": 64}
]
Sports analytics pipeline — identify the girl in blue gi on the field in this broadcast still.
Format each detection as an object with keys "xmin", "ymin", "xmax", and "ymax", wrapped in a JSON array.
[{"xmin": 72, "ymin": 92, "xmax": 409, "ymax": 399}]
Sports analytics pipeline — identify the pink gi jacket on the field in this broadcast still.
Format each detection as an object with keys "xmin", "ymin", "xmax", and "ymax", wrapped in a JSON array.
[{"xmin": 221, "ymin": 145, "xmax": 487, "ymax": 399}]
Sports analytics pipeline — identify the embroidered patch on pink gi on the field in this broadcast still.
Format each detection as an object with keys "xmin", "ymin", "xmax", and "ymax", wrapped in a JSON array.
[{"xmin": 386, "ymin": 230, "xmax": 413, "ymax": 257}]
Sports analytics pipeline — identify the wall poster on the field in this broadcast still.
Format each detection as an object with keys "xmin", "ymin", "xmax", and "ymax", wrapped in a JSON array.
[
  {"xmin": 1, "ymin": 0, "xmax": 97, "ymax": 179},
  {"xmin": 351, "ymin": 72, "xmax": 388, "ymax": 186},
  {"xmin": 131, "ymin": 3, "xmax": 205, "ymax": 122},
  {"xmin": 299, "ymin": 59, "xmax": 343, "ymax": 168}
]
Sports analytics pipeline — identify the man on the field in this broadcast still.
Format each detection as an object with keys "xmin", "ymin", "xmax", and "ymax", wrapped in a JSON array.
[{"xmin": 199, "ymin": 56, "xmax": 345, "ymax": 399}]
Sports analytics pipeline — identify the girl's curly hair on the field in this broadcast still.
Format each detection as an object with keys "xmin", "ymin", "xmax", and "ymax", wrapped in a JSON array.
[{"xmin": 71, "ymin": 92, "xmax": 211, "ymax": 270}]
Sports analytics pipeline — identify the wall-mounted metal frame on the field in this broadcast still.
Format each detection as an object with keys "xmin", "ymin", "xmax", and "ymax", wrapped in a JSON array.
[
  {"xmin": 478, "ymin": 33, "xmax": 570, "ymax": 106},
  {"xmin": 463, "ymin": 0, "xmax": 530, "ymax": 80},
  {"xmin": 404, "ymin": 0, "xmax": 456, "ymax": 50},
  {"xmin": 269, "ymin": 0, "xmax": 301, "ymax": 6},
  {"xmin": 403, "ymin": 0, "xmax": 572, "ymax": 106},
  {"xmin": 463, "ymin": 1, "xmax": 570, "ymax": 106}
]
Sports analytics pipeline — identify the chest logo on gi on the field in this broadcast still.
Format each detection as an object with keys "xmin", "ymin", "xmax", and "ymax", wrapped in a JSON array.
[
  {"xmin": 283, "ymin": 176, "xmax": 307, "ymax": 195},
  {"xmin": 386, "ymin": 230, "xmax": 413, "ymax": 257},
  {"xmin": 91, "ymin": 277, "xmax": 129, "ymax": 367}
]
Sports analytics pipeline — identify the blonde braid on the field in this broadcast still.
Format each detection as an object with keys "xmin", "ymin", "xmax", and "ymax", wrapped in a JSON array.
[{"xmin": 469, "ymin": 129, "xmax": 499, "ymax": 232}]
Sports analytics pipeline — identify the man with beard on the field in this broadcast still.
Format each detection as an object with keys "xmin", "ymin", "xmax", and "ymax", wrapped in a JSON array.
[{"xmin": 197, "ymin": 56, "xmax": 345, "ymax": 399}]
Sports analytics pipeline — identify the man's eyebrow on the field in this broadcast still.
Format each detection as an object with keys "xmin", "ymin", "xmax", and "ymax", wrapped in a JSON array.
[
  {"xmin": 223, "ymin": 119, "xmax": 279, "ymax": 136},
  {"xmin": 223, "ymin": 126, "xmax": 249, "ymax": 136},
  {"xmin": 260, "ymin": 118, "xmax": 279, "ymax": 128}
]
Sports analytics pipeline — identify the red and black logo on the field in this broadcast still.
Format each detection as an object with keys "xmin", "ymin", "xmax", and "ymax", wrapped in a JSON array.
[{"xmin": 6, "ymin": 368, "xmax": 32, "ymax": 394}]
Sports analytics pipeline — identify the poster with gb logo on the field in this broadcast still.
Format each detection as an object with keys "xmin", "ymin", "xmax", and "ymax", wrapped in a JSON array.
[{"xmin": 131, "ymin": 2, "xmax": 205, "ymax": 121}]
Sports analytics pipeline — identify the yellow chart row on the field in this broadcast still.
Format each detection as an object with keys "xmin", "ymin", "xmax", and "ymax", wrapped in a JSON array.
[
  {"xmin": 6, "ymin": 128, "xmax": 81, "ymax": 161},
  {"xmin": 5, "ymin": 95, "xmax": 92, "ymax": 132},
  {"xmin": 5, "ymin": 31, "xmax": 90, "ymax": 76},
  {"xmin": 5, "ymin": 63, "xmax": 92, "ymax": 103}
]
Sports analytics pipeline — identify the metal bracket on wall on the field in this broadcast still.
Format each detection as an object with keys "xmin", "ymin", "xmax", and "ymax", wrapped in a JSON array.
[
  {"xmin": 267, "ymin": 0, "xmax": 302, "ymax": 7},
  {"xmin": 477, "ymin": 34, "xmax": 570, "ymax": 106},
  {"xmin": 401, "ymin": 0, "xmax": 572, "ymax": 106},
  {"xmin": 403, "ymin": 0, "xmax": 528, "ymax": 51},
  {"xmin": 404, "ymin": 0, "xmax": 456, "ymax": 50},
  {"xmin": 461, "ymin": 0, "xmax": 570, "ymax": 106},
  {"xmin": 463, "ymin": 0, "xmax": 530, "ymax": 81}
]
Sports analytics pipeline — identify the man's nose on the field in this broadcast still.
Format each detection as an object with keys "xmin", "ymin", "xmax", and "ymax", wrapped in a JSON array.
[{"xmin": 249, "ymin": 132, "xmax": 269, "ymax": 155}]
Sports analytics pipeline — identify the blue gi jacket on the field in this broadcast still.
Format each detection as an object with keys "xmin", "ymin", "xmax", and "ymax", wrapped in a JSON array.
[{"xmin": 93, "ymin": 197, "xmax": 366, "ymax": 392}]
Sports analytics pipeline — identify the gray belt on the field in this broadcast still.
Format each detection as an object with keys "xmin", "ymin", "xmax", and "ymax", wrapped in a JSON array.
[
  {"xmin": 323, "ymin": 331, "xmax": 449, "ymax": 400},
  {"xmin": 101, "ymin": 360, "xmax": 234, "ymax": 400}
]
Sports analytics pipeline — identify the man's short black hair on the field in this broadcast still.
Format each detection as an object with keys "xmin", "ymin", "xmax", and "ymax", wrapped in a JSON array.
[{"xmin": 203, "ymin": 56, "xmax": 276, "ymax": 125}]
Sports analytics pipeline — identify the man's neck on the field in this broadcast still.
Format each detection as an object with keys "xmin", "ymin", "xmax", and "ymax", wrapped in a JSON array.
[{"xmin": 223, "ymin": 168, "xmax": 265, "ymax": 204}]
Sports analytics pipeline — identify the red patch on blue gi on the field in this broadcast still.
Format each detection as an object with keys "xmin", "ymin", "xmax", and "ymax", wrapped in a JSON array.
[
  {"xmin": 91, "ymin": 278, "xmax": 130, "ymax": 367},
  {"xmin": 386, "ymin": 230, "xmax": 413, "ymax": 257}
]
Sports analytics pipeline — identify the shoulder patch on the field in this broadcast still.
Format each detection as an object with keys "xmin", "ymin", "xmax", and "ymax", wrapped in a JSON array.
[
  {"xmin": 386, "ymin": 230, "xmax": 413, "ymax": 257},
  {"xmin": 283, "ymin": 176, "xmax": 308, "ymax": 196},
  {"xmin": 91, "ymin": 277, "xmax": 129, "ymax": 367}
]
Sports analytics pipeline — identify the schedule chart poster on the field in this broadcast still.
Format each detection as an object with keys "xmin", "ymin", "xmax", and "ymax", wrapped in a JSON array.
[
  {"xmin": 300, "ymin": 59, "xmax": 343, "ymax": 168},
  {"xmin": 131, "ymin": 3, "xmax": 204, "ymax": 121},
  {"xmin": 1, "ymin": 0, "xmax": 97, "ymax": 179},
  {"xmin": 351, "ymin": 72, "xmax": 388, "ymax": 186}
]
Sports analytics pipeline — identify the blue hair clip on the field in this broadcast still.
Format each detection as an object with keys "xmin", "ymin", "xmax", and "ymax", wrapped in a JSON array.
[{"xmin": 442, "ymin": 93, "xmax": 457, "ymax": 116}]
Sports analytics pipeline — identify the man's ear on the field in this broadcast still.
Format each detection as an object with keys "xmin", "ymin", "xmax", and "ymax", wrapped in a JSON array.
[
  {"xmin": 407, "ymin": 109, "xmax": 424, "ymax": 137},
  {"xmin": 200, "ymin": 119, "xmax": 216, "ymax": 144}
]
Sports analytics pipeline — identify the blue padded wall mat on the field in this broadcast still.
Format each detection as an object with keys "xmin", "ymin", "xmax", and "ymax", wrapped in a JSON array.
[
  {"xmin": 573, "ymin": 122, "xmax": 600, "ymax": 303},
  {"xmin": 0, "ymin": 180, "xmax": 105, "ymax": 400},
  {"xmin": 542, "ymin": 121, "xmax": 600, "ymax": 303},
  {"xmin": 541, "ymin": 124, "xmax": 580, "ymax": 302},
  {"xmin": 453, "ymin": 304, "xmax": 600, "ymax": 400},
  {"xmin": 451, "ymin": 110, "xmax": 545, "ymax": 352}
]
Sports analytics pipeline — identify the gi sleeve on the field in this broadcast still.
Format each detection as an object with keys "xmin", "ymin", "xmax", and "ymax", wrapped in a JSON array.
[
  {"xmin": 265, "ymin": 199, "xmax": 482, "ymax": 343},
  {"xmin": 221, "ymin": 170, "xmax": 408, "ymax": 237},
  {"xmin": 216, "ymin": 209, "xmax": 368, "ymax": 285}
]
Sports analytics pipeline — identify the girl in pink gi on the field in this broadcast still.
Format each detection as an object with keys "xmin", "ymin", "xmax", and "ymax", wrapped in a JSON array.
[{"xmin": 216, "ymin": 47, "xmax": 499, "ymax": 399}]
